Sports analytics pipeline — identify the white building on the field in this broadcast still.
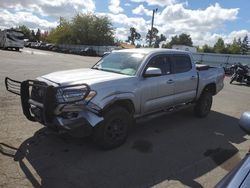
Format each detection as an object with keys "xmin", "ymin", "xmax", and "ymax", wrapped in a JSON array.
[{"xmin": 172, "ymin": 45, "xmax": 197, "ymax": 53}]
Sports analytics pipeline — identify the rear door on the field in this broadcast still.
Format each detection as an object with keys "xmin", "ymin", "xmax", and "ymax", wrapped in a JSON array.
[
  {"xmin": 140, "ymin": 54, "xmax": 175, "ymax": 113},
  {"xmin": 170, "ymin": 54, "xmax": 198, "ymax": 104}
]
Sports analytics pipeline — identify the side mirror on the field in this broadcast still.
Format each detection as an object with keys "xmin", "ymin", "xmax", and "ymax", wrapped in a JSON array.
[
  {"xmin": 239, "ymin": 112, "xmax": 250, "ymax": 135},
  {"xmin": 144, "ymin": 67, "xmax": 162, "ymax": 77}
]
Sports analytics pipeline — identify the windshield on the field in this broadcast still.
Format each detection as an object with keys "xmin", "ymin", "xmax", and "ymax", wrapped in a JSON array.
[{"xmin": 92, "ymin": 52, "xmax": 146, "ymax": 76}]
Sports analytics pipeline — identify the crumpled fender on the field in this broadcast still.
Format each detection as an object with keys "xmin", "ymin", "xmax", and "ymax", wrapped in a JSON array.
[{"xmin": 80, "ymin": 110, "xmax": 104, "ymax": 127}]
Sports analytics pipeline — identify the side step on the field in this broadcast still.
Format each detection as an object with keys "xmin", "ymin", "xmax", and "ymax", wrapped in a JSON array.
[{"xmin": 136, "ymin": 102, "xmax": 193, "ymax": 122}]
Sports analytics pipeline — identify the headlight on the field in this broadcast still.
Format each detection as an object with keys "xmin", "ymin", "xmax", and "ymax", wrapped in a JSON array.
[{"xmin": 56, "ymin": 85, "xmax": 96, "ymax": 103}]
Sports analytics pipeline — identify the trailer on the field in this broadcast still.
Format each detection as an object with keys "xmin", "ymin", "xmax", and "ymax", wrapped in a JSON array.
[{"xmin": 0, "ymin": 29, "xmax": 24, "ymax": 51}]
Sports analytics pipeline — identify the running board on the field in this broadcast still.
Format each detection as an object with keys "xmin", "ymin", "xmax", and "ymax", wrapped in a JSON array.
[{"xmin": 136, "ymin": 102, "xmax": 194, "ymax": 122}]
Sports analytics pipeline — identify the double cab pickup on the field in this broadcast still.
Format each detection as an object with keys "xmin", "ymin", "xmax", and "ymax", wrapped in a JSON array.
[{"xmin": 5, "ymin": 49, "xmax": 224, "ymax": 149}]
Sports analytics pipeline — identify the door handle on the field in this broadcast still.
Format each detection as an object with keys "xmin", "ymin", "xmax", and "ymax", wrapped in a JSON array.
[
  {"xmin": 190, "ymin": 76, "xmax": 196, "ymax": 80},
  {"xmin": 167, "ymin": 79, "xmax": 174, "ymax": 84}
]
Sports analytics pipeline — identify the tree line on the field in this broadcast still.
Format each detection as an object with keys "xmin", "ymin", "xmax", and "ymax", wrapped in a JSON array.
[
  {"xmin": 199, "ymin": 36, "xmax": 249, "ymax": 55},
  {"xmin": 15, "ymin": 12, "xmax": 249, "ymax": 54},
  {"xmin": 17, "ymin": 13, "xmax": 115, "ymax": 46},
  {"xmin": 16, "ymin": 25, "xmax": 42, "ymax": 42},
  {"xmin": 127, "ymin": 27, "xmax": 249, "ymax": 55}
]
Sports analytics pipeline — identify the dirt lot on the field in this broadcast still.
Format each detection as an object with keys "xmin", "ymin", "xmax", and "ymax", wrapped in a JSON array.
[{"xmin": 0, "ymin": 48, "xmax": 250, "ymax": 188}]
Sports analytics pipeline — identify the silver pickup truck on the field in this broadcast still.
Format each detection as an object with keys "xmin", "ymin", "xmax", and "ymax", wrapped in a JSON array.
[{"xmin": 5, "ymin": 49, "xmax": 224, "ymax": 149}]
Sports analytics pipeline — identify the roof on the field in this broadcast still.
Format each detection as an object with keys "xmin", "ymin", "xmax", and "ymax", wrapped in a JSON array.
[{"xmin": 113, "ymin": 48, "xmax": 191, "ymax": 55}]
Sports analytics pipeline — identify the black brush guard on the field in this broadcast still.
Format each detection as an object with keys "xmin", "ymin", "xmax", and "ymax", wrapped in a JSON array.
[{"xmin": 5, "ymin": 77, "xmax": 90, "ymax": 125}]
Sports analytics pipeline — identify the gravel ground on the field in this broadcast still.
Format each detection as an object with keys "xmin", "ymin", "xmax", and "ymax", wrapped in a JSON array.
[{"xmin": 0, "ymin": 48, "xmax": 250, "ymax": 188}]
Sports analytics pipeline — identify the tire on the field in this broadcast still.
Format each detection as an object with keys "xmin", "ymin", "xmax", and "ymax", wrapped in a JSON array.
[
  {"xmin": 247, "ymin": 78, "xmax": 250, "ymax": 85},
  {"xmin": 93, "ymin": 106, "xmax": 132, "ymax": 149},
  {"xmin": 230, "ymin": 74, "xmax": 236, "ymax": 84},
  {"xmin": 194, "ymin": 91, "xmax": 213, "ymax": 118}
]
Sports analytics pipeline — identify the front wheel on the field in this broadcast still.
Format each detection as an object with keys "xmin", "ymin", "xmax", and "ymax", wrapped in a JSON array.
[
  {"xmin": 194, "ymin": 91, "xmax": 213, "ymax": 118},
  {"xmin": 93, "ymin": 106, "xmax": 132, "ymax": 149}
]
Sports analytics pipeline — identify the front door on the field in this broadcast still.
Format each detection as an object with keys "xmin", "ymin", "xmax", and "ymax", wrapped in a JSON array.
[{"xmin": 140, "ymin": 55, "xmax": 175, "ymax": 114}]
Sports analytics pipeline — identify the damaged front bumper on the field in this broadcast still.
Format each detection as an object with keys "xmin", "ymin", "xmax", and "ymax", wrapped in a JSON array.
[{"xmin": 5, "ymin": 77, "xmax": 103, "ymax": 137}]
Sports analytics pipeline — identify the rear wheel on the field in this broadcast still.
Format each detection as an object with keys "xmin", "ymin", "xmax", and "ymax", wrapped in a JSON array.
[
  {"xmin": 194, "ymin": 91, "xmax": 213, "ymax": 118},
  {"xmin": 93, "ymin": 106, "xmax": 132, "ymax": 149}
]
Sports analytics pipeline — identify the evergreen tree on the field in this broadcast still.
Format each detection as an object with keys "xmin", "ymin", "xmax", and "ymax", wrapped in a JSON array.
[
  {"xmin": 30, "ymin": 30, "xmax": 36, "ymax": 42},
  {"xmin": 35, "ymin": 28, "xmax": 41, "ymax": 42},
  {"xmin": 227, "ymin": 38, "xmax": 241, "ymax": 54},
  {"xmin": 154, "ymin": 34, "xmax": 166, "ymax": 48},
  {"xmin": 241, "ymin": 35, "xmax": 249, "ymax": 55},
  {"xmin": 213, "ymin": 38, "xmax": 227, "ymax": 53}
]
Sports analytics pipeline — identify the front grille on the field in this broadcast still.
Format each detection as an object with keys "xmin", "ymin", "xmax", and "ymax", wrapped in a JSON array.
[{"xmin": 29, "ymin": 81, "xmax": 49, "ymax": 123}]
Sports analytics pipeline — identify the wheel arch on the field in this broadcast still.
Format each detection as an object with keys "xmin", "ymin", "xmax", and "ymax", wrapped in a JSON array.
[
  {"xmin": 202, "ymin": 83, "xmax": 216, "ymax": 96},
  {"xmin": 102, "ymin": 99, "xmax": 135, "ymax": 115}
]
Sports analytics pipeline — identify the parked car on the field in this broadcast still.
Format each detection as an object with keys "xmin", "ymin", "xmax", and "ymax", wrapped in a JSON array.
[
  {"xmin": 33, "ymin": 42, "xmax": 41, "ymax": 49},
  {"xmin": 5, "ymin": 49, "xmax": 224, "ymax": 149},
  {"xmin": 24, "ymin": 41, "xmax": 31, "ymax": 48},
  {"xmin": 216, "ymin": 111, "xmax": 250, "ymax": 188},
  {"xmin": 80, "ymin": 47, "xmax": 97, "ymax": 56},
  {"xmin": 30, "ymin": 42, "xmax": 37, "ymax": 48},
  {"xmin": 39, "ymin": 42, "xmax": 47, "ymax": 50}
]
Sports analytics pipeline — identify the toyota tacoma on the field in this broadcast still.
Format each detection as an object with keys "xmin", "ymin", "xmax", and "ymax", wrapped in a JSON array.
[{"xmin": 5, "ymin": 49, "xmax": 225, "ymax": 149}]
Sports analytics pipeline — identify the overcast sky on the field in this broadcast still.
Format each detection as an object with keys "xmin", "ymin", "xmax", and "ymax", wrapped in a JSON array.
[{"xmin": 0, "ymin": 0, "xmax": 249, "ymax": 46}]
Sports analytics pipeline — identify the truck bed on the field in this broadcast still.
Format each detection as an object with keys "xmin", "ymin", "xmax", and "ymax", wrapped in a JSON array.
[
  {"xmin": 196, "ymin": 64, "xmax": 211, "ymax": 71},
  {"xmin": 196, "ymin": 65, "xmax": 224, "ymax": 98}
]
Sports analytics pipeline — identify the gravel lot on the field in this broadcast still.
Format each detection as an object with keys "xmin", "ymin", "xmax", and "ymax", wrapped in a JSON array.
[{"xmin": 0, "ymin": 48, "xmax": 250, "ymax": 188}]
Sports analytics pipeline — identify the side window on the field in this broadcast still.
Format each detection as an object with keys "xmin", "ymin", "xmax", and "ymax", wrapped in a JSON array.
[
  {"xmin": 165, "ymin": 57, "xmax": 171, "ymax": 74},
  {"xmin": 146, "ymin": 55, "xmax": 171, "ymax": 75},
  {"xmin": 171, "ymin": 55, "xmax": 192, "ymax": 74}
]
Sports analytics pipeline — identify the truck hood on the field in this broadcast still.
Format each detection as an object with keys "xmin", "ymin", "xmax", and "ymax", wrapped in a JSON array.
[{"xmin": 40, "ymin": 68, "xmax": 130, "ymax": 86}]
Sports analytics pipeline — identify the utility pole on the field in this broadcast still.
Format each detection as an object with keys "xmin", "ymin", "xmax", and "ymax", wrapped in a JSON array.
[
  {"xmin": 59, "ymin": 16, "xmax": 62, "ymax": 27},
  {"xmin": 149, "ymin": 8, "xmax": 158, "ymax": 47}
]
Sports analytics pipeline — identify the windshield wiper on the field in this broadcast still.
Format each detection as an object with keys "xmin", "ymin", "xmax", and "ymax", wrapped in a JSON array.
[{"xmin": 92, "ymin": 67, "xmax": 126, "ymax": 75}]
